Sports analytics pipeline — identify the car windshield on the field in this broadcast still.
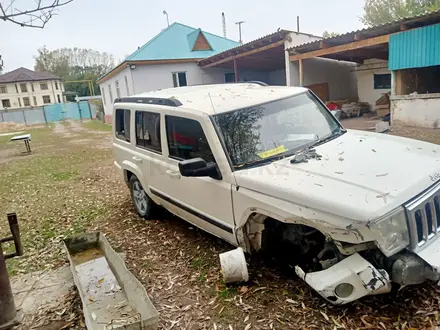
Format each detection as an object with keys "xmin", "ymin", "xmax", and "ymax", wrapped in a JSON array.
[{"xmin": 212, "ymin": 91, "xmax": 341, "ymax": 169}]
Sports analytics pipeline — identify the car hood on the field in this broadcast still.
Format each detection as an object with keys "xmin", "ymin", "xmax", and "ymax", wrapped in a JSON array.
[{"xmin": 234, "ymin": 130, "xmax": 440, "ymax": 223}]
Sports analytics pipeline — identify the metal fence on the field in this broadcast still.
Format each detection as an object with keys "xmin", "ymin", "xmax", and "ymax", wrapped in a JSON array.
[{"xmin": 0, "ymin": 101, "xmax": 93, "ymax": 125}]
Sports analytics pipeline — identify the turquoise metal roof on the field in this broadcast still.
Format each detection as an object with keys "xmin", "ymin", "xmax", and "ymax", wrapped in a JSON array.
[
  {"xmin": 126, "ymin": 23, "xmax": 240, "ymax": 61},
  {"xmin": 389, "ymin": 23, "xmax": 440, "ymax": 70}
]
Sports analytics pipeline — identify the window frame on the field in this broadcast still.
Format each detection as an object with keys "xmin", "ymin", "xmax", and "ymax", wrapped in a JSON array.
[
  {"xmin": 20, "ymin": 83, "xmax": 27, "ymax": 93},
  {"xmin": 108, "ymin": 85, "xmax": 113, "ymax": 103},
  {"xmin": 114, "ymin": 109, "xmax": 131, "ymax": 143},
  {"xmin": 57, "ymin": 95, "xmax": 61, "ymax": 103},
  {"xmin": 0, "ymin": 85, "xmax": 7, "ymax": 94},
  {"xmin": 23, "ymin": 97, "xmax": 30, "ymax": 106},
  {"xmin": 171, "ymin": 72, "xmax": 188, "ymax": 87},
  {"xmin": 124, "ymin": 76, "xmax": 130, "ymax": 95},
  {"xmin": 165, "ymin": 114, "xmax": 216, "ymax": 163},
  {"xmin": 135, "ymin": 110, "xmax": 162, "ymax": 154},
  {"xmin": 42, "ymin": 95, "xmax": 51, "ymax": 104},
  {"xmin": 40, "ymin": 82, "xmax": 48, "ymax": 90},
  {"xmin": 1, "ymin": 99, "xmax": 11, "ymax": 108},
  {"xmin": 115, "ymin": 80, "xmax": 121, "ymax": 98},
  {"xmin": 55, "ymin": 82, "xmax": 59, "ymax": 90},
  {"xmin": 33, "ymin": 96, "xmax": 37, "ymax": 106},
  {"xmin": 374, "ymin": 73, "xmax": 391, "ymax": 90}
]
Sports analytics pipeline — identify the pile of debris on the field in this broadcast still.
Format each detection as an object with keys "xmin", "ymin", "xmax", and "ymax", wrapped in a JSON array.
[
  {"xmin": 340, "ymin": 102, "xmax": 370, "ymax": 118},
  {"xmin": 375, "ymin": 92, "xmax": 390, "ymax": 117}
]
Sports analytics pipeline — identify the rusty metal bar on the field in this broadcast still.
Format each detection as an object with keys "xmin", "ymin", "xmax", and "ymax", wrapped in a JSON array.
[{"xmin": 0, "ymin": 243, "xmax": 17, "ymax": 327}]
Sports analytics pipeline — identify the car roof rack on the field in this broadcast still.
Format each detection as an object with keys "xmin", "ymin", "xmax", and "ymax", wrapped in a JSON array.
[{"xmin": 114, "ymin": 97, "xmax": 182, "ymax": 107}]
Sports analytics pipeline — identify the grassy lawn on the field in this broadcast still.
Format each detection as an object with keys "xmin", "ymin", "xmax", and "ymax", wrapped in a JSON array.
[{"xmin": 0, "ymin": 120, "xmax": 439, "ymax": 330}]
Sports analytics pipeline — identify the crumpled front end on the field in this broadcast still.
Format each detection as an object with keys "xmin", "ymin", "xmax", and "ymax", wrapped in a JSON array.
[{"xmin": 295, "ymin": 253, "xmax": 391, "ymax": 304}]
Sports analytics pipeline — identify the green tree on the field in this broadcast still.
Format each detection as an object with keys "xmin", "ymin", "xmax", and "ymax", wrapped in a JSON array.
[
  {"xmin": 322, "ymin": 31, "xmax": 340, "ymax": 38},
  {"xmin": 34, "ymin": 47, "xmax": 116, "ymax": 97},
  {"xmin": 361, "ymin": 0, "xmax": 440, "ymax": 26}
]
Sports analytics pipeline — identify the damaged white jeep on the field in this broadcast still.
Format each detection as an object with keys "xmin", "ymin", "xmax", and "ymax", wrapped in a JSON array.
[{"xmin": 113, "ymin": 82, "xmax": 440, "ymax": 305}]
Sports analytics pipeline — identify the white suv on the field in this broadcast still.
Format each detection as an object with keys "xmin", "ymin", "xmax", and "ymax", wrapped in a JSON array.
[{"xmin": 113, "ymin": 83, "xmax": 440, "ymax": 304}]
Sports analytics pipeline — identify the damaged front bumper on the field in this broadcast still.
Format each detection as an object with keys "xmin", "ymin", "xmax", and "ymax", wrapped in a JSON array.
[{"xmin": 295, "ymin": 253, "xmax": 391, "ymax": 305}]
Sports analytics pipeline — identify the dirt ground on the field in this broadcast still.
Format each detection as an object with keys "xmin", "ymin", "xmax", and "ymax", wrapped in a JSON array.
[{"xmin": 1, "ymin": 120, "xmax": 440, "ymax": 330}]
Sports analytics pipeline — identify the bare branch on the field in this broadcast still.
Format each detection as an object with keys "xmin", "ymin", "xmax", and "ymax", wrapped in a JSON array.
[{"xmin": 0, "ymin": 0, "xmax": 73, "ymax": 28}]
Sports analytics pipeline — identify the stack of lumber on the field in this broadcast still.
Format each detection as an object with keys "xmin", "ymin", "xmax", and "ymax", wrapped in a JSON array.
[{"xmin": 375, "ymin": 93, "xmax": 390, "ymax": 117}]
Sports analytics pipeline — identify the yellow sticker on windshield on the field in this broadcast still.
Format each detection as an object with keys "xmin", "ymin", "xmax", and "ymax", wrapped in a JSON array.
[{"xmin": 257, "ymin": 145, "xmax": 288, "ymax": 159}]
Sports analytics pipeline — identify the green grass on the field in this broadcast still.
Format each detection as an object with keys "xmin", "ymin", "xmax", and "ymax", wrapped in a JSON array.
[
  {"xmin": 218, "ymin": 286, "xmax": 238, "ymax": 299},
  {"xmin": 51, "ymin": 171, "xmax": 76, "ymax": 181},
  {"xmin": 82, "ymin": 120, "xmax": 112, "ymax": 131}
]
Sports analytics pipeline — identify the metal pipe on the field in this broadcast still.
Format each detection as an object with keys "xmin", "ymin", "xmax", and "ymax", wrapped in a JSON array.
[
  {"xmin": 297, "ymin": 16, "xmax": 300, "ymax": 33},
  {"xmin": 0, "ymin": 243, "xmax": 17, "ymax": 326}
]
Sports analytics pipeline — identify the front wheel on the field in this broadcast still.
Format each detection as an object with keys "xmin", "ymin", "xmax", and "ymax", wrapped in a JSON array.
[{"xmin": 129, "ymin": 175, "xmax": 155, "ymax": 219}]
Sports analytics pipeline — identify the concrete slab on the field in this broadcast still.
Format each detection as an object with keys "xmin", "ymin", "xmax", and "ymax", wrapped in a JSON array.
[{"xmin": 11, "ymin": 266, "xmax": 74, "ymax": 314}]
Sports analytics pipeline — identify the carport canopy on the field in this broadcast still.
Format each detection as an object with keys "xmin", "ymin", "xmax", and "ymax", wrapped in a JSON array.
[{"xmin": 198, "ymin": 30, "xmax": 290, "ymax": 80}]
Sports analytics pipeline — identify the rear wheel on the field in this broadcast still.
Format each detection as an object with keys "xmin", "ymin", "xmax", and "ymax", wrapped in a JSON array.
[{"xmin": 129, "ymin": 175, "xmax": 154, "ymax": 219}]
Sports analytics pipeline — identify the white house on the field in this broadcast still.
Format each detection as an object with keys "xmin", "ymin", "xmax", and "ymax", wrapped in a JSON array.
[
  {"xmin": 97, "ymin": 23, "xmax": 241, "ymax": 122},
  {"xmin": 0, "ymin": 67, "xmax": 64, "ymax": 109}
]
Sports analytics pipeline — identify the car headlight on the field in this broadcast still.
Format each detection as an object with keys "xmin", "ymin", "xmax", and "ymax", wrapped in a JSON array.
[{"xmin": 370, "ymin": 207, "xmax": 410, "ymax": 257}]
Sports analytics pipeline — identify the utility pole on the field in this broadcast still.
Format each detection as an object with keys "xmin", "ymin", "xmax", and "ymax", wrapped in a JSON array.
[
  {"xmin": 235, "ymin": 21, "xmax": 245, "ymax": 44},
  {"xmin": 163, "ymin": 10, "xmax": 169, "ymax": 27}
]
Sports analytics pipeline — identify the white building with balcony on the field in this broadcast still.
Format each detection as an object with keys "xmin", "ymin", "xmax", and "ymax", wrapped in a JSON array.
[{"xmin": 0, "ymin": 67, "xmax": 64, "ymax": 109}]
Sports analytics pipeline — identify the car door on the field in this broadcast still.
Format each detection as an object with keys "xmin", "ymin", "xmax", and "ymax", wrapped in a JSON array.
[{"xmin": 148, "ymin": 110, "xmax": 237, "ymax": 245}]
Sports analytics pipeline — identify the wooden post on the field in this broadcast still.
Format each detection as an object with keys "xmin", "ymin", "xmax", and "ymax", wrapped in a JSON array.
[
  {"xmin": 233, "ymin": 59, "xmax": 238, "ymax": 82},
  {"xmin": 299, "ymin": 59, "xmax": 303, "ymax": 87}
]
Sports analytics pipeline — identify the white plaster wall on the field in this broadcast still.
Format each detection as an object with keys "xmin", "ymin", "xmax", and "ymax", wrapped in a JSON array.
[
  {"xmin": 284, "ymin": 32, "xmax": 322, "ymax": 49},
  {"xmin": 355, "ymin": 59, "xmax": 390, "ymax": 107},
  {"xmin": 391, "ymin": 95, "xmax": 440, "ymax": 128},
  {"xmin": 99, "ymin": 66, "xmax": 134, "ymax": 116},
  {"xmin": 289, "ymin": 57, "xmax": 358, "ymax": 100},
  {"xmin": 201, "ymin": 67, "xmax": 234, "ymax": 84},
  {"xmin": 0, "ymin": 80, "xmax": 63, "ymax": 108}
]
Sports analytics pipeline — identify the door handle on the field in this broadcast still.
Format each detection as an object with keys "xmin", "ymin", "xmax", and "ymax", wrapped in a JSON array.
[
  {"xmin": 132, "ymin": 156, "xmax": 142, "ymax": 163},
  {"xmin": 166, "ymin": 170, "xmax": 181, "ymax": 179}
]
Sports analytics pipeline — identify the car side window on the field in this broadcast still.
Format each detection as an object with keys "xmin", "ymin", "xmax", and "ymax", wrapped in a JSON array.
[
  {"xmin": 165, "ymin": 115, "xmax": 215, "ymax": 163},
  {"xmin": 135, "ymin": 111, "xmax": 161, "ymax": 153},
  {"xmin": 115, "ymin": 109, "xmax": 131, "ymax": 142}
]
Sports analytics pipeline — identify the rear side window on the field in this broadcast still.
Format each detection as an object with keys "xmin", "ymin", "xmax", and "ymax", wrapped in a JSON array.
[
  {"xmin": 135, "ymin": 111, "xmax": 161, "ymax": 153},
  {"xmin": 165, "ymin": 116, "xmax": 215, "ymax": 162},
  {"xmin": 115, "ymin": 109, "xmax": 131, "ymax": 142}
]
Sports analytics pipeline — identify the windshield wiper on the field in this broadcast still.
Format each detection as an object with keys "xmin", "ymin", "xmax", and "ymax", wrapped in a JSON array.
[{"xmin": 312, "ymin": 128, "xmax": 346, "ymax": 147}]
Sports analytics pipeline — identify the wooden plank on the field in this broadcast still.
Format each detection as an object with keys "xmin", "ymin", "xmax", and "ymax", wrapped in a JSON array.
[
  {"xmin": 305, "ymin": 82, "xmax": 329, "ymax": 101},
  {"xmin": 289, "ymin": 34, "xmax": 391, "ymax": 61},
  {"xmin": 200, "ymin": 39, "xmax": 285, "ymax": 68},
  {"xmin": 193, "ymin": 33, "xmax": 212, "ymax": 50},
  {"xmin": 299, "ymin": 59, "xmax": 303, "ymax": 87}
]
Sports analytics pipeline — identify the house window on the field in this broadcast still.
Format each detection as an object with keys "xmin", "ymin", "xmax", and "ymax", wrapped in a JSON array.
[
  {"xmin": 18, "ymin": 98, "xmax": 21, "ymax": 107},
  {"xmin": 108, "ymin": 85, "xmax": 113, "ymax": 103},
  {"xmin": 2, "ymin": 99, "xmax": 11, "ymax": 108},
  {"xmin": 43, "ymin": 95, "xmax": 51, "ymax": 104},
  {"xmin": 57, "ymin": 95, "xmax": 61, "ymax": 103},
  {"xmin": 40, "ymin": 83, "xmax": 48, "ymax": 90},
  {"xmin": 31, "ymin": 84, "xmax": 34, "ymax": 92},
  {"xmin": 115, "ymin": 80, "xmax": 121, "ymax": 98},
  {"xmin": 165, "ymin": 115, "xmax": 215, "ymax": 162},
  {"xmin": 135, "ymin": 111, "xmax": 161, "ymax": 153},
  {"xmin": 33, "ymin": 96, "xmax": 37, "ymax": 106},
  {"xmin": 0, "ymin": 86, "xmax": 7, "ymax": 94},
  {"xmin": 115, "ymin": 109, "xmax": 131, "ymax": 142},
  {"xmin": 20, "ymin": 83, "xmax": 27, "ymax": 92},
  {"xmin": 101, "ymin": 88, "xmax": 106, "ymax": 105},
  {"xmin": 23, "ymin": 97, "xmax": 30, "ymax": 106},
  {"xmin": 374, "ymin": 74, "xmax": 391, "ymax": 89},
  {"xmin": 55, "ymin": 82, "xmax": 59, "ymax": 90},
  {"xmin": 124, "ymin": 76, "xmax": 130, "ymax": 95},
  {"xmin": 172, "ymin": 72, "xmax": 187, "ymax": 87},
  {"xmin": 15, "ymin": 84, "xmax": 18, "ymax": 93}
]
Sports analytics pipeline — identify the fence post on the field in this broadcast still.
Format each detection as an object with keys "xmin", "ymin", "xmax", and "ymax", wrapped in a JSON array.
[
  {"xmin": 22, "ymin": 110, "xmax": 27, "ymax": 125},
  {"xmin": 42, "ymin": 106, "xmax": 48, "ymax": 124},
  {"xmin": 77, "ymin": 102, "xmax": 82, "ymax": 121},
  {"xmin": 88, "ymin": 101, "xmax": 92, "ymax": 119}
]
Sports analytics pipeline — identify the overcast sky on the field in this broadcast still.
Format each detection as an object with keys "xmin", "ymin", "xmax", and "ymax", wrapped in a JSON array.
[{"xmin": 0, "ymin": 0, "xmax": 366, "ymax": 71}]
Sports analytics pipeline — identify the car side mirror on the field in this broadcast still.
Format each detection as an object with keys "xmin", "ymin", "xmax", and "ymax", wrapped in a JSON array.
[{"xmin": 178, "ymin": 158, "xmax": 222, "ymax": 180}]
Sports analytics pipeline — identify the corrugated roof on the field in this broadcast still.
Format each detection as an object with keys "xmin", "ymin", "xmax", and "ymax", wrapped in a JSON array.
[
  {"xmin": 0, "ymin": 67, "xmax": 59, "ymax": 83},
  {"xmin": 126, "ymin": 22, "xmax": 240, "ymax": 61},
  {"xmin": 288, "ymin": 9, "xmax": 440, "ymax": 52}
]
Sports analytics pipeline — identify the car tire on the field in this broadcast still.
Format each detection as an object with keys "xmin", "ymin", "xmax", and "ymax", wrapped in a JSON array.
[{"xmin": 129, "ymin": 175, "xmax": 155, "ymax": 219}]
